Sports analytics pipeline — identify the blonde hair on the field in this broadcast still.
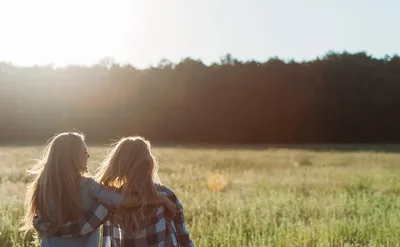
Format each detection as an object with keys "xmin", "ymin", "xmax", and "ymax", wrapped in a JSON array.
[
  {"xmin": 22, "ymin": 132, "xmax": 87, "ymax": 233},
  {"xmin": 96, "ymin": 136, "xmax": 161, "ymax": 233}
]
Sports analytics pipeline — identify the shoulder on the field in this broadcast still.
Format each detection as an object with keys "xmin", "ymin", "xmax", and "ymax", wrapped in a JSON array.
[
  {"xmin": 80, "ymin": 177, "xmax": 100, "ymax": 190},
  {"xmin": 156, "ymin": 184, "xmax": 177, "ymax": 197},
  {"xmin": 156, "ymin": 184, "xmax": 183, "ymax": 207}
]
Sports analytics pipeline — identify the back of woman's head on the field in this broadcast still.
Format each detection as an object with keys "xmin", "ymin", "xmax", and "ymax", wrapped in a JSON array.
[
  {"xmin": 97, "ymin": 136, "xmax": 160, "ymax": 202},
  {"xmin": 96, "ymin": 136, "xmax": 162, "ymax": 234},
  {"xmin": 22, "ymin": 132, "xmax": 87, "ymax": 232},
  {"xmin": 42, "ymin": 132, "xmax": 87, "ymax": 177}
]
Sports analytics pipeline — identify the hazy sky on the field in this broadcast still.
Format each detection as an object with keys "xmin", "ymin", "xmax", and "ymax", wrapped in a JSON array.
[{"xmin": 0, "ymin": 0, "xmax": 399, "ymax": 68}]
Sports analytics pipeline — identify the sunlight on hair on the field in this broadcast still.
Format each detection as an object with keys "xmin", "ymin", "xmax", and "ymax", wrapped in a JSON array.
[{"xmin": 208, "ymin": 173, "xmax": 228, "ymax": 192}]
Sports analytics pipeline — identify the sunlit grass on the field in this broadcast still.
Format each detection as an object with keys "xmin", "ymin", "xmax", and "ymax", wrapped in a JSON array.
[{"xmin": 1, "ymin": 145, "xmax": 400, "ymax": 246}]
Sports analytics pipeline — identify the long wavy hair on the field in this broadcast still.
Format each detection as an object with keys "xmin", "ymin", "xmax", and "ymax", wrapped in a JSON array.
[
  {"xmin": 96, "ymin": 136, "xmax": 161, "ymax": 233},
  {"xmin": 22, "ymin": 132, "xmax": 87, "ymax": 234}
]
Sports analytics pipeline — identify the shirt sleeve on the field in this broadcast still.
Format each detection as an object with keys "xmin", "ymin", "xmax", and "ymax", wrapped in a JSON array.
[
  {"xmin": 164, "ymin": 187, "xmax": 195, "ymax": 247},
  {"xmin": 55, "ymin": 203, "xmax": 109, "ymax": 237},
  {"xmin": 83, "ymin": 177, "xmax": 123, "ymax": 208}
]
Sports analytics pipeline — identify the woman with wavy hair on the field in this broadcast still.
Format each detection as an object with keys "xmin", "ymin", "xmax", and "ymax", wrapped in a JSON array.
[
  {"xmin": 96, "ymin": 136, "xmax": 194, "ymax": 247},
  {"xmin": 22, "ymin": 132, "xmax": 175, "ymax": 247}
]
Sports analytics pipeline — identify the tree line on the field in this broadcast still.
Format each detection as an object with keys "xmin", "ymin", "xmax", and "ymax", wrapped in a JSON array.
[{"xmin": 1, "ymin": 52, "xmax": 399, "ymax": 144}]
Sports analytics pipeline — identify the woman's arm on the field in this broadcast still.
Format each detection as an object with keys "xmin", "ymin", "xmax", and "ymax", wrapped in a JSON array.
[
  {"xmin": 84, "ymin": 177, "xmax": 125, "ymax": 207},
  {"xmin": 171, "ymin": 197, "xmax": 194, "ymax": 247},
  {"xmin": 84, "ymin": 178, "xmax": 177, "ymax": 213},
  {"xmin": 162, "ymin": 186, "xmax": 195, "ymax": 247}
]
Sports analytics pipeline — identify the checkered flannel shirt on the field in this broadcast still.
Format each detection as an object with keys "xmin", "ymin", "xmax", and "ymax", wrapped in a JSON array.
[
  {"xmin": 33, "ymin": 185, "xmax": 194, "ymax": 247},
  {"xmin": 102, "ymin": 185, "xmax": 194, "ymax": 247},
  {"xmin": 33, "ymin": 202, "xmax": 109, "ymax": 238}
]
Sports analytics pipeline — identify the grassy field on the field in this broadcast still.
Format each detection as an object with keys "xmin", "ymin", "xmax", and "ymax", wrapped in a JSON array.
[{"xmin": 2, "ymin": 145, "xmax": 400, "ymax": 246}]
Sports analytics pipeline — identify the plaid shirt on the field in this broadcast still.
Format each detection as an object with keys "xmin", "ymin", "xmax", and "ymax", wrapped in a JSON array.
[
  {"xmin": 33, "ymin": 185, "xmax": 194, "ymax": 247},
  {"xmin": 102, "ymin": 185, "xmax": 194, "ymax": 247},
  {"xmin": 33, "ymin": 203, "xmax": 109, "ymax": 238}
]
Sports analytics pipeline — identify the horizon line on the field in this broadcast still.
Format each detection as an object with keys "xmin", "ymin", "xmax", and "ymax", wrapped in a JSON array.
[{"xmin": 1, "ymin": 50, "xmax": 399, "ymax": 69}]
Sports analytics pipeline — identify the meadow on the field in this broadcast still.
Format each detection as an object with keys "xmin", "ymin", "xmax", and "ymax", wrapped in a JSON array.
[{"xmin": 2, "ymin": 145, "xmax": 400, "ymax": 247}]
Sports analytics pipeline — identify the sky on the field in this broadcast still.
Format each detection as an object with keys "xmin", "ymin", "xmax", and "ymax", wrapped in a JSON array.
[{"xmin": 0, "ymin": 0, "xmax": 399, "ymax": 68}]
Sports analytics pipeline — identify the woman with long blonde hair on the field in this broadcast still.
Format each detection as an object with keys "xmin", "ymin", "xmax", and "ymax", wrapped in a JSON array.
[
  {"xmin": 96, "ymin": 136, "xmax": 194, "ymax": 247},
  {"xmin": 22, "ymin": 132, "xmax": 175, "ymax": 247}
]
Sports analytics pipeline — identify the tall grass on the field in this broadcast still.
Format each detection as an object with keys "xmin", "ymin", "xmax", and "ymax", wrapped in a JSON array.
[{"xmin": 1, "ymin": 145, "xmax": 400, "ymax": 246}]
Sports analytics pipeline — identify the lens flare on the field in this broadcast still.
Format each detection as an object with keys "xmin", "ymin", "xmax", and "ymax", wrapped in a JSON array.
[{"xmin": 208, "ymin": 173, "xmax": 228, "ymax": 192}]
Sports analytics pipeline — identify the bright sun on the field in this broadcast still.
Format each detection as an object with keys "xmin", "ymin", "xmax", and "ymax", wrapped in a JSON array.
[{"xmin": 0, "ymin": 0, "xmax": 138, "ymax": 67}]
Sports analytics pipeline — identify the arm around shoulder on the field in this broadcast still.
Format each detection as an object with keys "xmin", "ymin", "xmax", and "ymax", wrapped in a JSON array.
[{"xmin": 83, "ymin": 177, "xmax": 123, "ymax": 207}]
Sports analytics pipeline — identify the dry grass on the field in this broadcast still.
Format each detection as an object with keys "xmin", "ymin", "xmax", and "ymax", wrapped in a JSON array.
[{"xmin": 1, "ymin": 145, "xmax": 400, "ymax": 246}]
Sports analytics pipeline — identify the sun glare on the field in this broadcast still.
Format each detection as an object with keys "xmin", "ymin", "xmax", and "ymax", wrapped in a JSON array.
[
  {"xmin": 208, "ymin": 173, "xmax": 228, "ymax": 192},
  {"xmin": 0, "ymin": 0, "xmax": 136, "ymax": 67}
]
